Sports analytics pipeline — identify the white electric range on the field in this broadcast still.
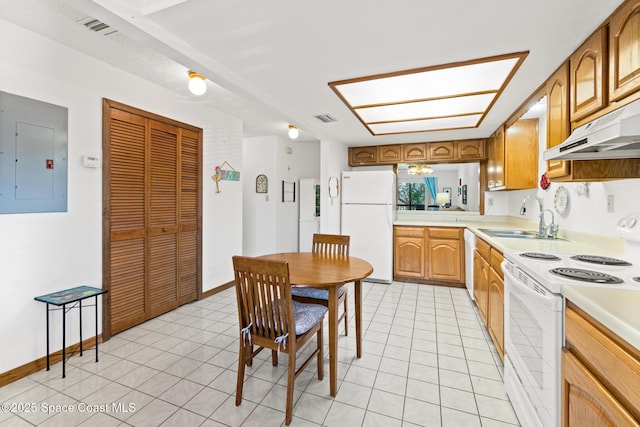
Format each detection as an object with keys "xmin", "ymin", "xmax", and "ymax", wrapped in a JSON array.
[{"xmin": 501, "ymin": 212, "xmax": 640, "ymax": 427}]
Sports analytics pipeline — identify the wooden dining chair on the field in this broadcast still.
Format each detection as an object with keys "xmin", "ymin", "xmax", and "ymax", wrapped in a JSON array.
[
  {"xmin": 232, "ymin": 256, "xmax": 326, "ymax": 425},
  {"xmin": 291, "ymin": 233, "xmax": 350, "ymax": 335}
]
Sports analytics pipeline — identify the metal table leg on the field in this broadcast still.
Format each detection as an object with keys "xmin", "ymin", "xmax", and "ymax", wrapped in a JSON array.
[
  {"xmin": 62, "ymin": 303, "xmax": 66, "ymax": 378},
  {"xmin": 46, "ymin": 303, "xmax": 50, "ymax": 371}
]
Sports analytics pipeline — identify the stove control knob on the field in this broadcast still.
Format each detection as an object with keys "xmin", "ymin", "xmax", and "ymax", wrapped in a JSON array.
[
  {"xmin": 617, "ymin": 217, "xmax": 628, "ymax": 228},
  {"xmin": 628, "ymin": 216, "xmax": 638, "ymax": 229}
]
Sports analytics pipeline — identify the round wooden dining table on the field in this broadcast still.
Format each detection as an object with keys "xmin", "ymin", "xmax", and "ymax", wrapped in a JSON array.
[{"xmin": 257, "ymin": 252, "xmax": 373, "ymax": 397}]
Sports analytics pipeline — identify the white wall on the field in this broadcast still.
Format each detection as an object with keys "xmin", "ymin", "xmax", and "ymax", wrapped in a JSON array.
[
  {"xmin": 459, "ymin": 163, "xmax": 481, "ymax": 211},
  {"xmin": 242, "ymin": 137, "xmax": 320, "ymax": 256},
  {"xmin": 242, "ymin": 136, "xmax": 278, "ymax": 256},
  {"xmin": 320, "ymin": 138, "xmax": 349, "ymax": 234},
  {"xmin": 0, "ymin": 19, "xmax": 243, "ymax": 374},
  {"xmin": 485, "ymin": 105, "xmax": 640, "ymax": 237}
]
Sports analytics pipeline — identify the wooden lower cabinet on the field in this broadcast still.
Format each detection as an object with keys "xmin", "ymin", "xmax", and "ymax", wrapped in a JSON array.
[
  {"xmin": 394, "ymin": 227, "xmax": 425, "ymax": 278},
  {"xmin": 473, "ymin": 236, "xmax": 504, "ymax": 361},
  {"xmin": 487, "ymin": 265, "xmax": 504, "ymax": 360},
  {"xmin": 563, "ymin": 303, "xmax": 640, "ymax": 426},
  {"xmin": 562, "ymin": 350, "xmax": 639, "ymax": 427},
  {"xmin": 393, "ymin": 226, "xmax": 464, "ymax": 285},
  {"xmin": 473, "ymin": 249, "xmax": 489, "ymax": 324},
  {"xmin": 426, "ymin": 227, "xmax": 463, "ymax": 283}
]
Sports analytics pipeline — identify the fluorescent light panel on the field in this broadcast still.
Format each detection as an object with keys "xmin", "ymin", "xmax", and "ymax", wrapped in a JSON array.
[
  {"xmin": 356, "ymin": 93, "xmax": 495, "ymax": 123},
  {"xmin": 368, "ymin": 114, "xmax": 482, "ymax": 135},
  {"xmin": 330, "ymin": 52, "xmax": 528, "ymax": 135}
]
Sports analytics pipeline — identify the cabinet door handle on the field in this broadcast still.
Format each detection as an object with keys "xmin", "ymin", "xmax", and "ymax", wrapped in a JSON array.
[{"xmin": 162, "ymin": 228, "xmax": 168, "ymax": 232}]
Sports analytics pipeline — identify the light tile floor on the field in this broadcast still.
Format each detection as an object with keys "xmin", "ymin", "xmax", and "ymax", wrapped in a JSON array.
[{"xmin": 1, "ymin": 282, "xmax": 521, "ymax": 426}]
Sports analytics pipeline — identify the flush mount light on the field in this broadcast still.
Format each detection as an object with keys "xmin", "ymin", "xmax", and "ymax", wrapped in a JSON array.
[
  {"xmin": 407, "ymin": 164, "xmax": 434, "ymax": 175},
  {"xmin": 188, "ymin": 71, "xmax": 207, "ymax": 96},
  {"xmin": 329, "ymin": 52, "xmax": 528, "ymax": 136},
  {"xmin": 288, "ymin": 125, "xmax": 299, "ymax": 139}
]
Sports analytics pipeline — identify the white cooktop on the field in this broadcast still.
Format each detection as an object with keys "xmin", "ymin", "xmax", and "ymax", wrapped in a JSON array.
[{"xmin": 504, "ymin": 250, "xmax": 640, "ymax": 294}]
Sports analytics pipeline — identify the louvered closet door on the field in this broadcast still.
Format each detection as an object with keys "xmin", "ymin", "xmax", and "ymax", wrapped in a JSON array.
[
  {"xmin": 179, "ymin": 129, "xmax": 199, "ymax": 304},
  {"xmin": 148, "ymin": 121, "xmax": 179, "ymax": 317},
  {"xmin": 104, "ymin": 99, "xmax": 202, "ymax": 338},
  {"xmin": 107, "ymin": 109, "xmax": 148, "ymax": 333}
]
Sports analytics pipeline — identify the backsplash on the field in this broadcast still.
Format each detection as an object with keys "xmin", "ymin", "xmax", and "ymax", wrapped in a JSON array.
[{"xmin": 485, "ymin": 179, "xmax": 640, "ymax": 240}]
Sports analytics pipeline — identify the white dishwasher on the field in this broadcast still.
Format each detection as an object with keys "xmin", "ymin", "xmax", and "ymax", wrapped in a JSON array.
[{"xmin": 463, "ymin": 229, "xmax": 476, "ymax": 300}]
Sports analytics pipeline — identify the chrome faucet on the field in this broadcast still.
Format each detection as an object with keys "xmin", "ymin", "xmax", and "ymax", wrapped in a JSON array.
[
  {"xmin": 541, "ymin": 209, "xmax": 558, "ymax": 239},
  {"xmin": 520, "ymin": 196, "xmax": 557, "ymax": 238}
]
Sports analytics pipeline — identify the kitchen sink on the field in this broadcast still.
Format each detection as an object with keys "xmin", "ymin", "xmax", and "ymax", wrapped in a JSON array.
[{"xmin": 478, "ymin": 228, "xmax": 566, "ymax": 240}]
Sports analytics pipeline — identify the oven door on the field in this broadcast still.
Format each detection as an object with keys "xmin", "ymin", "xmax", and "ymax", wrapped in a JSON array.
[{"xmin": 504, "ymin": 265, "xmax": 563, "ymax": 427}]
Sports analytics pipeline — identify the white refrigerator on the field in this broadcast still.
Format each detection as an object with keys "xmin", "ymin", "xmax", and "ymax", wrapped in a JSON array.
[
  {"xmin": 298, "ymin": 178, "xmax": 320, "ymax": 252},
  {"xmin": 341, "ymin": 170, "xmax": 395, "ymax": 283}
]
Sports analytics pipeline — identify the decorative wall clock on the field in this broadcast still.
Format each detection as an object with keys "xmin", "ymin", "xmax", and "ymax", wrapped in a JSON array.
[
  {"xmin": 554, "ymin": 185, "xmax": 569, "ymax": 215},
  {"xmin": 256, "ymin": 174, "xmax": 268, "ymax": 193}
]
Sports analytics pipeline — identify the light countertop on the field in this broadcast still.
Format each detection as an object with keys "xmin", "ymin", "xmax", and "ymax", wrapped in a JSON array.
[
  {"xmin": 395, "ymin": 214, "xmax": 636, "ymax": 349},
  {"xmin": 394, "ymin": 215, "xmax": 625, "ymax": 255},
  {"xmin": 563, "ymin": 286, "xmax": 640, "ymax": 350}
]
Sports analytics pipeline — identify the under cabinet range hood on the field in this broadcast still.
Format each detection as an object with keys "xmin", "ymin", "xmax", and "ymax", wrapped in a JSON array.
[{"xmin": 543, "ymin": 98, "xmax": 640, "ymax": 161}]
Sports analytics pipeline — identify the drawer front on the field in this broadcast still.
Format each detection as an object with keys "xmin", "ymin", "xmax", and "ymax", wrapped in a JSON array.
[
  {"xmin": 490, "ymin": 248, "xmax": 504, "ymax": 274},
  {"xmin": 476, "ymin": 237, "xmax": 491, "ymax": 260},
  {"xmin": 395, "ymin": 226, "xmax": 425, "ymax": 238},
  {"xmin": 427, "ymin": 227, "xmax": 460, "ymax": 239},
  {"xmin": 565, "ymin": 305, "xmax": 640, "ymax": 418}
]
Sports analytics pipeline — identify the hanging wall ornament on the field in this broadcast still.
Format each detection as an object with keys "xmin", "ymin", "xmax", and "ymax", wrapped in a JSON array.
[
  {"xmin": 539, "ymin": 172, "xmax": 550, "ymax": 190},
  {"xmin": 212, "ymin": 165, "xmax": 222, "ymax": 193}
]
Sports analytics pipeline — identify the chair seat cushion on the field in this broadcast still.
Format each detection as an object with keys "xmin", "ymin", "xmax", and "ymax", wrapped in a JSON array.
[
  {"xmin": 292, "ymin": 301, "xmax": 328, "ymax": 335},
  {"xmin": 290, "ymin": 286, "xmax": 346, "ymax": 301}
]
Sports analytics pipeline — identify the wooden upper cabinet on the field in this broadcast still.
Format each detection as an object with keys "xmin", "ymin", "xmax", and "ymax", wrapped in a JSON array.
[
  {"xmin": 546, "ymin": 62, "xmax": 571, "ymax": 180},
  {"xmin": 428, "ymin": 141, "xmax": 455, "ymax": 161},
  {"xmin": 377, "ymin": 145, "xmax": 402, "ymax": 164},
  {"xmin": 487, "ymin": 119, "xmax": 537, "ymax": 191},
  {"xmin": 349, "ymin": 146, "xmax": 377, "ymax": 165},
  {"xmin": 456, "ymin": 139, "xmax": 485, "ymax": 160},
  {"xmin": 350, "ymin": 140, "xmax": 486, "ymax": 166},
  {"xmin": 487, "ymin": 126, "xmax": 505, "ymax": 189},
  {"xmin": 402, "ymin": 143, "xmax": 428, "ymax": 162},
  {"xmin": 610, "ymin": 0, "xmax": 640, "ymax": 102},
  {"xmin": 570, "ymin": 26, "xmax": 608, "ymax": 121},
  {"xmin": 505, "ymin": 119, "xmax": 538, "ymax": 189}
]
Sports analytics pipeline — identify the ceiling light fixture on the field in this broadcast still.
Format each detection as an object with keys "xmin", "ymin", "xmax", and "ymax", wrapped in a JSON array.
[
  {"xmin": 407, "ymin": 165, "xmax": 434, "ymax": 175},
  {"xmin": 329, "ymin": 51, "xmax": 528, "ymax": 136},
  {"xmin": 188, "ymin": 71, "xmax": 207, "ymax": 96},
  {"xmin": 288, "ymin": 125, "xmax": 299, "ymax": 139}
]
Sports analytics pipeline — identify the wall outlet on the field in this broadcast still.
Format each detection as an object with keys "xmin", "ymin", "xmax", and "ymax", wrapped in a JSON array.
[
  {"xmin": 607, "ymin": 195, "xmax": 614, "ymax": 213},
  {"xmin": 488, "ymin": 197, "xmax": 494, "ymax": 207}
]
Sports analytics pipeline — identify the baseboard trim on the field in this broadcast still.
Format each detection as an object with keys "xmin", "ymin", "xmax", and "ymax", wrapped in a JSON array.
[
  {"xmin": 0, "ymin": 336, "xmax": 104, "ymax": 387},
  {"xmin": 393, "ymin": 276, "xmax": 466, "ymax": 288},
  {"xmin": 202, "ymin": 280, "xmax": 234, "ymax": 299}
]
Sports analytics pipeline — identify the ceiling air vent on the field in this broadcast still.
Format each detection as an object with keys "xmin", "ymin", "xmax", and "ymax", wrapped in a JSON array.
[
  {"xmin": 77, "ymin": 16, "xmax": 118, "ymax": 36},
  {"xmin": 314, "ymin": 113, "xmax": 337, "ymax": 123}
]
